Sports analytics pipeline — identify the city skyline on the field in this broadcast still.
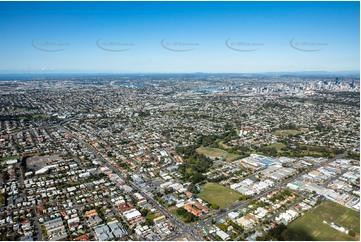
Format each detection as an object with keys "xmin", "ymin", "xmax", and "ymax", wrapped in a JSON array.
[{"xmin": 0, "ymin": 1, "xmax": 359, "ymax": 73}]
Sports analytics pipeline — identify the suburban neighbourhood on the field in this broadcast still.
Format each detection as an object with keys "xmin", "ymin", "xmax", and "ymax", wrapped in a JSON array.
[{"xmin": 0, "ymin": 74, "xmax": 359, "ymax": 241}]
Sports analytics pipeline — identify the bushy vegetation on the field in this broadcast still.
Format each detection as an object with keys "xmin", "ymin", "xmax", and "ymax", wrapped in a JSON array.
[
  {"xmin": 175, "ymin": 207, "xmax": 198, "ymax": 223},
  {"xmin": 177, "ymin": 145, "xmax": 213, "ymax": 183},
  {"xmin": 177, "ymin": 124, "xmax": 239, "ymax": 183}
]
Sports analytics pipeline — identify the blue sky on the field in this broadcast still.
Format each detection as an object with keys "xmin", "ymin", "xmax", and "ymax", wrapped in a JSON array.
[{"xmin": 0, "ymin": 1, "xmax": 359, "ymax": 73}]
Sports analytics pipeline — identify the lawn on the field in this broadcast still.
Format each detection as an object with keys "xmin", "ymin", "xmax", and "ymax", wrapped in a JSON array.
[
  {"xmin": 266, "ymin": 142, "xmax": 323, "ymax": 157},
  {"xmin": 274, "ymin": 129, "xmax": 301, "ymax": 136},
  {"xmin": 196, "ymin": 147, "xmax": 241, "ymax": 161},
  {"xmin": 288, "ymin": 200, "xmax": 360, "ymax": 241},
  {"xmin": 198, "ymin": 182, "xmax": 241, "ymax": 209},
  {"xmin": 0, "ymin": 194, "xmax": 5, "ymax": 207},
  {"xmin": 32, "ymin": 114, "xmax": 50, "ymax": 119},
  {"xmin": 146, "ymin": 212, "xmax": 162, "ymax": 221},
  {"xmin": 218, "ymin": 141, "xmax": 231, "ymax": 149},
  {"xmin": 266, "ymin": 143, "xmax": 286, "ymax": 151},
  {"xmin": 0, "ymin": 156, "xmax": 20, "ymax": 162}
]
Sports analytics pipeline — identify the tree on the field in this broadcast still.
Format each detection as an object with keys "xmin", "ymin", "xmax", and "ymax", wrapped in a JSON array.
[
  {"xmin": 211, "ymin": 204, "xmax": 219, "ymax": 209},
  {"xmin": 145, "ymin": 218, "xmax": 154, "ymax": 226},
  {"xmin": 268, "ymin": 223, "xmax": 288, "ymax": 240},
  {"xmin": 176, "ymin": 207, "xmax": 188, "ymax": 216},
  {"xmin": 229, "ymin": 221, "xmax": 243, "ymax": 232},
  {"xmin": 2, "ymin": 170, "xmax": 9, "ymax": 181},
  {"xmin": 348, "ymin": 230, "xmax": 356, "ymax": 237},
  {"xmin": 140, "ymin": 209, "xmax": 149, "ymax": 217},
  {"xmin": 188, "ymin": 183, "xmax": 198, "ymax": 194},
  {"xmin": 184, "ymin": 212, "xmax": 197, "ymax": 223},
  {"xmin": 191, "ymin": 173, "xmax": 205, "ymax": 183},
  {"xmin": 217, "ymin": 223, "xmax": 227, "ymax": 232},
  {"xmin": 177, "ymin": 145, "xmax": 213, "ymax": 183},
  {"xmin": 164, "ymin": 187, "xmax": 174, "ymax": 195}
]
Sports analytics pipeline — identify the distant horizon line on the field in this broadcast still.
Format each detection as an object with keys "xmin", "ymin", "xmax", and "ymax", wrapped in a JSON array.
[{"xmin": 0, "ymin": 70, "xmax": 359, "ymax": 76}]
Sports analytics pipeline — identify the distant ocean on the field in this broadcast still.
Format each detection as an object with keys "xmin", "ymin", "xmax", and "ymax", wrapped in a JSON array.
[
  {"xmin": 0, "ymin": 73, "xmax": 151, "ymax": 80},
  {"xmin": 0, "ymin": 73, "xmax": 84, "ymax": 80}
]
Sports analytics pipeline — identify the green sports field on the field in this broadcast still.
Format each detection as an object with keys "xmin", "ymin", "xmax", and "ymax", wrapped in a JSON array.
[
  {"xmin": 196, "ymin": 146, "xmax": 241, "ymax": 161},
  {"xmin": 198, "ymin": 182, "xmax": 241, "ymax": 209},
  {"xmin": 266, "ymin": 142, "xmax": 286, "ymax": 151},
  {"xmin": 274, "ymin": 129, "xmax": 301, "ymax": 136},
  {"xmin": 287, "ymin": 200, "xmax": 360, "ymax": 241}
]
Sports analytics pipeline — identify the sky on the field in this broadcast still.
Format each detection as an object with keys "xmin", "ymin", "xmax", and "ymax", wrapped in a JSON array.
[{"xmin": 0, "ymin": 1, "xmax": 359, "ymax": 73}]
